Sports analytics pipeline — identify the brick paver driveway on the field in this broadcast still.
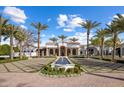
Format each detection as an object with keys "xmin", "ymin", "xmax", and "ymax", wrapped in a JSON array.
[
  {"xmin": 72, "ymin": 58, "xmax": 124, "ymax": 73},
  {"xmin": 0, "ymin": 58, "xmax": 124, "ymax": 87},
  {"xmin": 0, "ymin": 58, "xmax": 55, "ymax": 73}
]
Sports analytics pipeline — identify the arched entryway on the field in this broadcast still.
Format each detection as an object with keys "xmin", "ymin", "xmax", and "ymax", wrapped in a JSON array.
[
  {"xmin": 60, "ymin": 46, "xmax": 66, "ymax": 56},
  {"xmin": 50, "ymin": 49, "xmax": 53, "ymax": 55},
  {"xmin": 72, "ymin": 48, "xmax": 77, "ymax": 55},
  {"xmin": 67, "ymin": 49, "xmax": 70, "ymax": 56}
]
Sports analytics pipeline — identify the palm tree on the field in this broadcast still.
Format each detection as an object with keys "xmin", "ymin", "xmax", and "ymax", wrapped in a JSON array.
[
  {"xmin": 69, "ymin": 37, "xmax": 78, "ymax": 42},
  {"xmin": 105, "ymin": 37, "xmax": 122, "ymax": 48},
  {"xmin": 106, "ymin": 21, "xmax": 124, "ymax": 61},
  {"xmin": 49, "ymin": 37, "xmax": 58, "ymax": 43},
  {"xmin": 14, "ymin": 28, "xmax": 26, "ymax": 59},
  {"xmin": 31, "ymin": 22, "xmax": 48, "ymax": 57},
  {"xmin": 95, "ymin": 29, "xmax": 107, "ymax": 59},
  {"xmin": 4, "ymin": 24, "xmax": 18, "ymax": 60},
  {"xmin": 0, "ymin": 15, "xmax": 9, "ymax": 45},
  {"xmin": 58, "ymin": 35, "xmax": 67, "ymax": 44},
  {"xmin": 90, "ymin": 37, "xmax": 100, "ymax": 46},
  {"xmin": 79, "ymin": 20, "xmax": 100, "ymax": 58}
]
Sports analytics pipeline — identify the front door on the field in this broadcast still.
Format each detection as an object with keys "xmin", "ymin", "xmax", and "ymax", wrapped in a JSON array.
[{"xmin": 60, "ymin": 46, "xmax": 65, "ymax": 56}]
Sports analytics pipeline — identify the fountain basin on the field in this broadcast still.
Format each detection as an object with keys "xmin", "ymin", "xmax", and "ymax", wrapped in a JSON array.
[{"xmin": 51, "ymin": 56, "xmax": 75, "ymax": 71}]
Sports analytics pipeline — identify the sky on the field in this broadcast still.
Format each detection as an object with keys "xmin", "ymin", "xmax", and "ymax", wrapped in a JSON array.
[{"xmin": 0, "ymin": 6, "xmax": 124, "ymax": 46}]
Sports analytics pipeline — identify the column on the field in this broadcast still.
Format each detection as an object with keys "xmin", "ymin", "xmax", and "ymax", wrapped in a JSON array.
[
  {"xmin": 78, "ymin": 48, "xmax": 80, "ymax": 55},
  {"xmin": 76, "ymin": 48, "xmax": 78, "ymax": 55},
  {"xmin": 53, "ymin": 48, "xmax": 56, "ymax": 55},
  {"xmin": 42, "ymin": 51, "xmax": 44, "ymax": 56},
  {"xmin": 65, "ymin": 47, "xmax": 67, "ymax": 56},
  {"xmin": 46, "ymin": 48, "xmax": 49, "ymax": 56}
]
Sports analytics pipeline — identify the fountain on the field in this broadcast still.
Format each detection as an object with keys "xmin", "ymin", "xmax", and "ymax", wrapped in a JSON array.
[{"xmin": 51, "ymin": 56, "xmax": 75, "ymax": 71}]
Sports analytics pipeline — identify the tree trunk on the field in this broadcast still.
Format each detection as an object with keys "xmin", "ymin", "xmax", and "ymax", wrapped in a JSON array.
[
  {"xmin": 37, "ymin": 31, "xmax": 40, "ymax": 58},
  {"xmin": 100, "ymin": 39, "xmax": 104, "ymax": 59},
  {"xmin": 19, "ymin": 41, "xmax": 22, "ymax": 59},
  {"xmin": 0, "ymin": 31, "xmax": 1, "ymax": 46},
  {"xmin": 112, "ymin": 35, "xmax": 116, "ymax": 62},
  {"xmin": 0, "ymin": 28, "xmax": 2, "ymax": 46},
  {"xmin": 87, "ymin": 30, "xmax": 89, "ymax": 58},
  {"xmin": 100, "ymin": 46, "xmax": 103, "ymax": 59},
  {"xmin": 10, "ymin": 34, "xmax": 13, "ymax": 60}
]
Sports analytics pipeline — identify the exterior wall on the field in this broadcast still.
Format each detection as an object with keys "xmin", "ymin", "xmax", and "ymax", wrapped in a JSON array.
[
  {"xmin": 120, "ymin": 43, "xmax": 124, "ymax": 57},
  {"xmin": 14, "ymin": 51, "xmax": 37, "ymax": 57}
]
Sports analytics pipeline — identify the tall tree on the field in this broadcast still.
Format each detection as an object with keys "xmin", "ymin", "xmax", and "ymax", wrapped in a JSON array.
[
  {"xmin": 95, "ymin": 29, "xmax": 107, "ymax": 59},
  {"xmin": 4, "ymin": 24, "xmax": 18, "ymax": 60},
  {"xmin": 106, "ymin": 20, "xmax": 124, "ymax": 61},
  {"xmin": 31, "ymin": 22, "xmax": 48, "ymax": 57},
  {"xmin": 105, "ymin": 37, "xmax": 122, "ymax": 48},
  {"xmin": 58, "ymin": 35, "xmax": 67, "ymax": 44},
  {"xmin": 49, "ymin": 37, "xmax": 58, "ymax": 43},
  {"xmin": 90, "ymin": 37, "xmax": 100, "ymax": 46},
  {"xmin": 69, "ymin": 37, "xmax": 78, "ymax": 42},
  {"xmin": 79, "ymin": 20, "xmax": 100, "ymax": 58},
  {"xmin": 0, "ymin": 15, "xmax": 9, "ymax": 45},
  {"xmin": 14, "ymin": 28, "xmax": 26, "ymax": 59}
]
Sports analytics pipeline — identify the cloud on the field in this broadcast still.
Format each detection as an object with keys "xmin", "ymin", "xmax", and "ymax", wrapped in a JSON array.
[
  {"xmin": 20, "ymin": 25, "xmax": 27, "ymax": 29},
  {"xmin": 113, "ymin": 14, "xmax": 124, "ymax": 18},
  {"xmin": 57, "ymin": 14, "xmax": 68, "ymax": 28},
  {"xmin": 63, "ymin": 28, "xmax": 73, "ymax": 32},
  {"xmin": 67, "ymin": 32, "xmax": 94, "ymax": 45},
  {"xmin": 41, "ymin": 34, "xmax": 46, "ymax": 37},
  {"xmin": 3, "ymin": 6, "xmax": 27, "ymax": 24},
  {"xmin": 57, "ymin": 14, "xmax": 84, "ymax": 32},
  {"xmin": 47, "ymin": 18, "xmax": 51, "ymax": 22},
  {"xmin": 51, "ymin": 34, "xmax": 55, "ymax": 37}
]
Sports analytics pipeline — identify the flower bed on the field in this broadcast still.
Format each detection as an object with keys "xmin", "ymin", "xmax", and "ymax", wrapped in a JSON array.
[{"xmin": 40, "ymin": 63, "xmax": 83, "ymax": 77}]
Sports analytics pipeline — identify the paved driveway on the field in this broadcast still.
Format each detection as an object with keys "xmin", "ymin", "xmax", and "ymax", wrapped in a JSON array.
[
  {"xmin": 72, "ymin": 58, "xmax": 124, "ymax": 73},
  {"xmin": 0, "ymin": 58, "xmax": 55, "ymax": 73},
  {"xmin": 0, "ymin": 58, "xmax": 124, "ymax": 87},
  {"xmin": 0, "ymin": 73, "xmax": 124, "ymax": 87}
]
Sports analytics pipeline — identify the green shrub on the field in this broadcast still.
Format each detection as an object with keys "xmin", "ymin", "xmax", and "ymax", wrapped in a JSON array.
[
  {"xmin": 13, "ymin": 47, "xmax": 20, "ymax": 52},
  {"xmin": 0, "ymin": 44, "xmax": 10, "ymax": 55},
  {"xmin": 40, "ymin": 64, "xmax": 83, "ymax": 76},
  {"xmin": 22, "ymin": 55, "xmax": 28, "ymax": 60}
]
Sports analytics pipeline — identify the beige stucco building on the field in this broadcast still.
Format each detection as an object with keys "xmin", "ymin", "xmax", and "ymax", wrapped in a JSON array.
[{"xmin": 39, "ymin": 42, "xmax": 81, "ymax": 56}]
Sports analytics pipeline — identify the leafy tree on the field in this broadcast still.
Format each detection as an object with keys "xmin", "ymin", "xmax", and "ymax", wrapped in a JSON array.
[
  {"xmin": 3, "ymin": 24, "xmax": 18, "ymax": 60},
  {"xmin": 14, "ymin": 28, "xmax": 26, "ymax": 59},
  {"xmin": 0, "ymin": 15, "xmax": 9, "ymax": 45}
]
